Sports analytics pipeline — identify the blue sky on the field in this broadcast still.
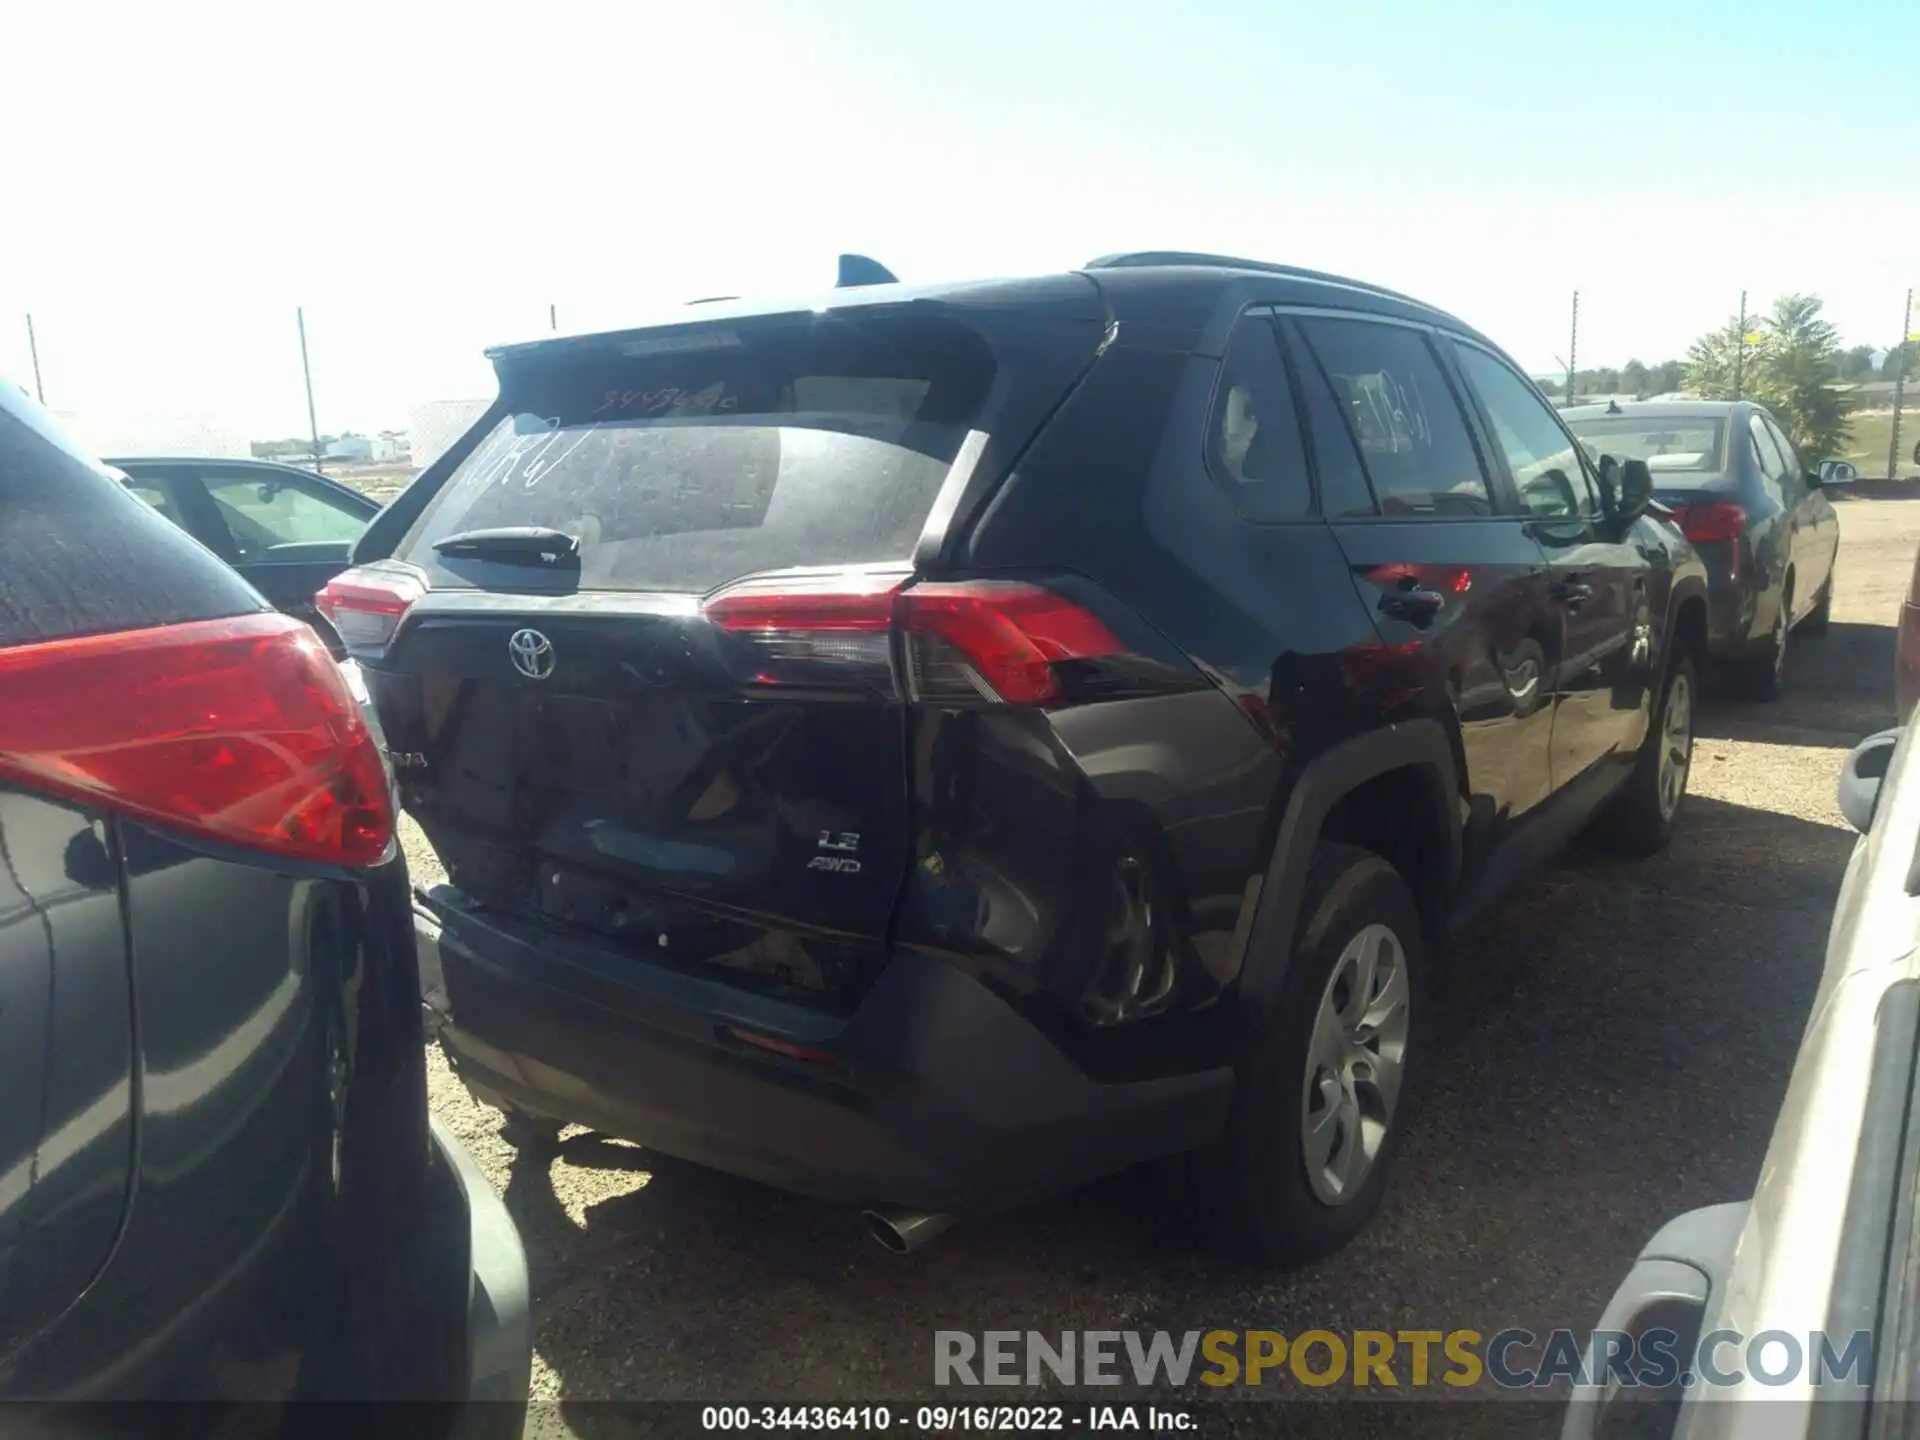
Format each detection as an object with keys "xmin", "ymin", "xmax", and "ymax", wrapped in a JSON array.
[{"xmin": 2, "ymin": 0, "xmax": 1914, "ymax": 440}]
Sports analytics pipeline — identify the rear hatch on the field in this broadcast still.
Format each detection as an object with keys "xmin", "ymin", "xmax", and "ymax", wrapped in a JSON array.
[{"xmin": 336, "ymin": 293, "xmax": 1107, "ymax": 1008}]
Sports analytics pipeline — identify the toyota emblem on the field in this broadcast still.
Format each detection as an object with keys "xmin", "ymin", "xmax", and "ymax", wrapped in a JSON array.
[{"xmin": 508, "ymin": 628, "xmax": 555, "ymax": 680}]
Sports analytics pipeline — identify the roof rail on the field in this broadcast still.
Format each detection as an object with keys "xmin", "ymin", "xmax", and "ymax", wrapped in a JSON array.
[{"xmin": 1081, "ymin": 251, "xmax": 1424, "ymax": 306}]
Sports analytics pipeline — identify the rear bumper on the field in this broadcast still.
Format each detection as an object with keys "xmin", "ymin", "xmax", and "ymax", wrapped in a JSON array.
[
  {"xmin": 1697, "ymin": 569, "xmax": 1760, "ymax": 656},
  {"xmin": 415, "ymin": 887, "xmax": 1230, "ymax": 1213}
]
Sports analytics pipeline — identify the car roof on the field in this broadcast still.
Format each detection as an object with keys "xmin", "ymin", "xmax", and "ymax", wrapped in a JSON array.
[
  {"xmin": 1562, "ymin": 400, "xmax": 1748, "ymax": 422},
  {"xmin": 486, "ymin": 254, "xmax": 1500, "ymax": 367}
]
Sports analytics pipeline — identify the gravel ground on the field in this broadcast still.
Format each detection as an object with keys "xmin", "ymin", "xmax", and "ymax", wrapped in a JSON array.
[{"xmin": 406, "ymin": 495, "xmax": 1920, "ymax": 1433}]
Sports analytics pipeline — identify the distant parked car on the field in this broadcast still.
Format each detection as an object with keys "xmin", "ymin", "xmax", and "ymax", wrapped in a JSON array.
[
  {"xmin": 1562, "ymin": 721, "xmax": 1919, "ymax": 1436},
  {"xmin": 1564, "ymin": 401, "xmax": 1845, "ymax": 700},
  {"xmin": 321, "ymin": 250, "xmax": 1709, "ymax": 1266},
  {"xmin": 106, "ymin": 457, "xmax": 381, "ymax": 650}
]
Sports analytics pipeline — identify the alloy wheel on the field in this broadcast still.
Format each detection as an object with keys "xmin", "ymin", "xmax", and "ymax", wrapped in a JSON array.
[
  {"xmin": 1300, "ymin": 923, "xmax": 1410, "ymax": 1206},
  {"xmin": 1658, "ymin": 669, "xmax": 1693, "ymax": 822}
]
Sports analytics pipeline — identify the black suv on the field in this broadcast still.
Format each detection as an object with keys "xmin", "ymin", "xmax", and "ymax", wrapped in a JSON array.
[{"xmin": 323, "ymin": 252, "xmax": 1709, "ymax": 1264}]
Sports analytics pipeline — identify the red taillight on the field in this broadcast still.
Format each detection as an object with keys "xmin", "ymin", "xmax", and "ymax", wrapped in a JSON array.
[
  {"xmin": 0, "ymin": 612, "xmax": 394, "ymax": 868},
  {"xmin": 1673, "ymin": 501, "xmax": 1747, "ymax": 545},
  {"xmin": 899, "ymin": 583, "xmax": 1122, "ymax": 705},
  {"xmin": 316, "ymin": 568, "xmax": 426, "ymax": 655},
  {"xmin": 701, "ymin": 574, "xmax": 1124, "ymax": 705}
]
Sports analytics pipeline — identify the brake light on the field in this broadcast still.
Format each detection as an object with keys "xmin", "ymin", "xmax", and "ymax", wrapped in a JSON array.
[
  {"xmin": 1673, "ymin": 501, "xmax": 1747, "ymax": 545},
  {"xmin": 702, "ymin": 574, "xmax": 1124, "ymax": 704},
  {"xmin": 0, "ymin": 612, "xmax": 393, "ymax": 867},
  {"xmin": 316, "ymin": 568, "xmax": 426, "ymax": 655},
  {"xmin": 899, "ymin": 583, "xmax": 1122, "ymax": 704}
]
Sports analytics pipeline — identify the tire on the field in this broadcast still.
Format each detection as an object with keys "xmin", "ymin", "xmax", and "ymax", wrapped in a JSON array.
[
  {"xmin": 1799, "ymin": 574, "xmax": 1832, "ymax": 635},
  {"xmin": 1199, "ymin": 842, "xmax": 1426, "ymax": 1267},
  {"xmin": 1598, "ymin": 652, "xmax": 1697, "ymax": 855}
]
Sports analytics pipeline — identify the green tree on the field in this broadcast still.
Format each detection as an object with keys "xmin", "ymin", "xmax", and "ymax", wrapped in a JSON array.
[
  {"xmin": 1843, "ymin": 344, "xmax": 1878, "ymax": 379},
  {"xmin": 1621, "ymin": 359, "xmax": 1650, "ymax": 396},
  {"xmin": 1684, "ymin": 315, "xmax": 1749, "ymax": 399},
  {"xmin": 1886, "ymin": 343, "xmax": 1915, "ymax": 380},
  {"xmin": 1755, "ymin": 294, "xmax": 1853, "ymax": 460},
  {"xmin": 1652, "ymin": 359, "xmax": 1687, "ymax": 394},
  {"xmin": 1684, "ymin": 295, "xmax": 1853, "ymax": 460}
]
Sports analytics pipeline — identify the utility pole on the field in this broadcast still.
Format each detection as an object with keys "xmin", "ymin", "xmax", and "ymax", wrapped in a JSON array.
[
  {"xmin": 1733, "ymin": 291, "xmax": 1748, "ymax": 401},
  {"xmin": 297, "ymin": 306, "xmax": 323, "ymax": 476},
  {"xmin": 24, "ymin": 313, "xmax": 44, "ymax": 405},
  {"xmin": 1566, "ymin": 291, "xmax": 1579, "ymax": 405},
  {"xmin": 550, "ymin": 303, "xmax": 558, "ymax": 332},
  {"xmin": 1888, "ymin": 287, "xmax": 1914, "ymax": 483}
]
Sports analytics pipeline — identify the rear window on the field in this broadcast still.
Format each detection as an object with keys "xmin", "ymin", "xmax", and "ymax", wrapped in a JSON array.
[
  {"xmin": 0, "ymin": 391, "xmax": 261, "ymax": 647},
  {"xmin": 399, "ymin": 314, "xmax": 997, "ymax": 593},
  {"xmin": 1567, "ymin": 416, "xmax": 1727, "ymax": 481}
]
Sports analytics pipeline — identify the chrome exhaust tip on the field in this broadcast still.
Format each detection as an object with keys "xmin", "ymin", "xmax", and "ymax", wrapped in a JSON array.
[{"xmin": 862, "ymin": 1207, "xmax": 956, "ymax": 1254}]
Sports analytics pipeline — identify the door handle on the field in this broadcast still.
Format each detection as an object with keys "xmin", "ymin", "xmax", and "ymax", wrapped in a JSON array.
[
  {"xmin": 1379, "ymin": 589, "xmax": 1445, "ymax": 624},
  {"xmin": 1552, "ymin": 577, "xmax": 1595, "ymax": 608}
]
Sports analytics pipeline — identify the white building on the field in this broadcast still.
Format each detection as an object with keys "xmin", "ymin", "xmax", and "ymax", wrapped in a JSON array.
[{"xmin": 324, "ymin": 434, "xmax": 375, "ymax": 462}]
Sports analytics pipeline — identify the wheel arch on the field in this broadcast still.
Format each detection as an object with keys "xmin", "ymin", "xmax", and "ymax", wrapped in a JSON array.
[
  {"xmin": 1233, "ymin": 719, "xmax": 1461, "ymax": 1023},
  {"xmin": 1666, "ymin": 580, "xmax": 1709, "ymax": 671}
]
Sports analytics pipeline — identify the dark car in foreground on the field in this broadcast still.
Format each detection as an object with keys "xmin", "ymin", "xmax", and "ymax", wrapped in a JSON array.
[
  {"xmin": 108, "ymin": 456, "xmax": 381, "ymax": 650},
  {"xmin": 321, "ymin": 251, "xmax": 1708, "ymax": 1264},
  {"xmin": 1563, "ymin": 401, "xmax": 1844, "ymax": 700},
  {"xmin": 0, "ymin": 387, "xmax": 528, "ymax": 1427},
  {"xmin": 1562, "ymin": 721, "xmax": 1920, "ymax": 1437}
]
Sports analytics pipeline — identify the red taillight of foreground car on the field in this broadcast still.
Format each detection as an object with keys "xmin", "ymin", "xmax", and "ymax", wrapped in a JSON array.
[
  {"xmin": 0, "ymin": 611, "xmax": 394, "ymax": 867},
  {"xmin": 1672, "ymin": 501, "xmax": 1748, "ymax": 545},
  {"xmin": 900, "ymin": 582, "xmax": 1124, "ymax": 704},
  {"xmin": 704, "ymin": 573, "xmax": 1124, "ymax": 705},
  {"xmin": 316, "ymin": 567, "xmax": 427, "ymax": 656}
]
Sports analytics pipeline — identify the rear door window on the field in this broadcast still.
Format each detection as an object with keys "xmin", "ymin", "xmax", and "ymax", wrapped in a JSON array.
[
  {"xmin": 399, "ymin": 313, "xmax": 998, "ymax": 593},
  {"xmin": 122, "ymin": 476, "xmax": 186, "ymax": 529},
  {"xmin": 1294, "ymin": 317, "xmax": 1490, "ymax": 516},
  {"xmin": 0, "ymin": 397, "xmax": 261, "ymax": 647}
]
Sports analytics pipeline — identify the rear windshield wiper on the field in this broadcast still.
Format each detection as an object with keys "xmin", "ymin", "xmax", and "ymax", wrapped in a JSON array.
[{"xmin": 432, "ymin": 526, "xmax": 581, "ymax": 564}]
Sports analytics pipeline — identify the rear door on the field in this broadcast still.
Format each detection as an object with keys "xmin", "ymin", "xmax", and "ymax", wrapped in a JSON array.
[
  {"xmin": 348, "ymin": 303, "xmax": 1103, "ymax": 1006},
  {"xmin": 1745, "ymin": 412, "xmax": 1801, "ymax": 610},
  {"xmin": 1448, "ymin": 340, "xmax": 1655, "ymax": 782},
  {"xmin": 1283, "ymin": 312, "xmax": 1561, "ymax": 860},
  {"xmin": 1761, "ymin": 411, "xmax": 1836, "ymax": 612}
]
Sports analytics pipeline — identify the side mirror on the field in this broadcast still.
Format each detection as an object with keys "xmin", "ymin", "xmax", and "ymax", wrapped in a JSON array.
[
  {"xmin": 1814, "ymin": 460, "xmax": 1858, "ymax": 487},
  {"xmin": 1839, "ymin": 728, "xmax": 1902, "ymax": 833},
  {"xmin": 1615, "ymin": 457, "xmax": 1652, "ymax": 523}
]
